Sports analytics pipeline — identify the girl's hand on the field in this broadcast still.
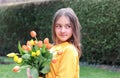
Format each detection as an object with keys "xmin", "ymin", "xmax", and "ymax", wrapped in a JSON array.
[{"xmin": 26, "ymin": 68, "xmax": 32, "ymax": 78}]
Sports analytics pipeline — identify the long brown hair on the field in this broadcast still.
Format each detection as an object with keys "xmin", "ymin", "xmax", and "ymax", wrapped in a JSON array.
[{"xmin": 52, "ymin": 7, "xmax": 82, "ymax": 58}]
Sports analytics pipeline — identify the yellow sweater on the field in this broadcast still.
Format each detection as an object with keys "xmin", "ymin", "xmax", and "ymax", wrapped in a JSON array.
[{"xmin": 46, "ymin": 42, "xmax": 79, "ymax": 78}]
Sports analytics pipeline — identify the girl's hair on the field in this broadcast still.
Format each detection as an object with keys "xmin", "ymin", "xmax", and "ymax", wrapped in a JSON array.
[{"xmin": 52, "ymin": 7, "xmax": 82, "ymax": 58}]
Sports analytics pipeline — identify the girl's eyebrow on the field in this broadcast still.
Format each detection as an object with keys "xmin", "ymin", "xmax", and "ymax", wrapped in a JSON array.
[
  {"xmin": 66, "ymin": 23, "xmax": 71, "ymax": 25},
  {"xmin": 55, "ymin": 23, "xmax": 71, "ymax": 25}
]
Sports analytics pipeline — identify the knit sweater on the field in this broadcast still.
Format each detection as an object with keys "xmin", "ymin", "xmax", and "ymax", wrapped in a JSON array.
[{"xmin": 46, "ymin": 42, "xmax": 79, "ymax": 78}]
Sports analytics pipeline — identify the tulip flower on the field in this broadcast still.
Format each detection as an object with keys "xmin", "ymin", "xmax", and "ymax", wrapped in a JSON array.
[
  {"xmin": 36, "ymin": 50, "xmax": 40, "ymax": 56},
  {"xmin": 22, "ymin": 45, "xmax": 28, "ymax": 51},
  {"xmin": 32, "ymin": 52, "xmax": 36, "ymax": 57},
  {"xmin": 26, "ymin": 41, "xmax": 31, "ymax": 46},
  {"xmin": 52, "ymin": 58, "xmax": 57, "ymax": 63},
  {"xmin": 30, "ymin": 30, "xmax": 37, "ymax": 38},
  {"xmin": 45, "ymin": 43, "xmax": 53, "ymax": 49},
  {"xmin": 44, "ymin": 38, "xmax": 49, "ymax": 44},
  {"xmin": 7, "ymin": 30, "xmax": 53, "ymax": 78},
  {"xmin": 34, "ymin": 40, "xmax": 38, "ymax": 45},
  {"xmin": 12, "ymin": 66, "xmax": 20, "ymax": 72},
  {"xmin": 27, "ymin": 45, "xmax": 32, "ymax": 51},
  {"xmin": 37, "ymin": 40, "xmax": 43, "ymax": 48},
  {"xmin": 14, "ymin": 55, "xmax": 19, "ymax": 62},
  {"xmin": 30, "ymin": 39, "xmax": 35, "ymax": 46},
  {"xmin": 17, "ymin": 58, "xmax": 22, "ymax": 64},
  {"xmin": 7, "ymin": 53, "xmax": 16, "ymax": 57}
]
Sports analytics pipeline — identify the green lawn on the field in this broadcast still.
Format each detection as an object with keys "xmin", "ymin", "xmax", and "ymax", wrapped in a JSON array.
[
  {"xmin": 0, "ymin": 57, "xmax": 120, "ymax": 78},
  {"xmin": 80, "ymin": 66, "xmax": 120, "ymax": 78},
  {"xmin": 0, "ymin": 64, "xmax": 27, "ymax": 78}
]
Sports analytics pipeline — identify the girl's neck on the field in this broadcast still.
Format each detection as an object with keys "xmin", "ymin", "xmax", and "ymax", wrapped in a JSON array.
[{"xmin": 55, "ymin": 41, "xmax": 67, "ymax": 45}]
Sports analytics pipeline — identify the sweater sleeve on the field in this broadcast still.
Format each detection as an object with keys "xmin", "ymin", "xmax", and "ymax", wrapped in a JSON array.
[{"xmin": 56, "ymin": 46, "xmax": 77, "ymax": 78}]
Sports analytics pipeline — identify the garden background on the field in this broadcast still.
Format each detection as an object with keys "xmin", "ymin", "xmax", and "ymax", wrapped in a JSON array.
[{"xmin": 0, "ymin": 0, "xmax": 120, "ymax": 78}]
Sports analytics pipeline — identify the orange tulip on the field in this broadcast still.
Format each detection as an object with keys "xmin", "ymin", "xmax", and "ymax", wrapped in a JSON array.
[
  {"xmin": 44, "ymin": 38, "xmax": 49, "ymax": 44},
  {"xmin": 45, "ymin": 43, "xmax": 53, "ymax": 49},
  {"xmin": 26, "ymin": 41, "xmax": 31, "ymax": 46},
  {"xmin": 12, "ymin": 66, "xmax": 20, "ymax": 73},
  {"xmin": 52, "ymin": 58, "xmax": 57, "ymax": 63},
  {"xmin": 27, "ymin": 45, "xmax": 32, "ymax": 51},
  {"xmin": 37, "ymin": 40, "xmax": 43, "ymax": 48},
  {"xmin": 22, "ymin": 45, "xmax": 28, "ymax": 50},
  {"xmin": 30, "ymin": 30, "xmax": 37, "ymax": 38},
  {"xmin": 34, "ymin": 40, "xmax": 38, "ymax": 45}
]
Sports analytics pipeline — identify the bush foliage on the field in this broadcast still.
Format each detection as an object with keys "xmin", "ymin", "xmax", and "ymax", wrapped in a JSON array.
[{"xmin": 0, "ymin": 0, "xmax": 120, "ymax": 65}]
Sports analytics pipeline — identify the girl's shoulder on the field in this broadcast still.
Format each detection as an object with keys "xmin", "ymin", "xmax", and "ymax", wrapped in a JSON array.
[
  {"xmin": 51, "ymin": 42, "xmax": 78, "ymax": 56},
  {"xmin": 54, "ymin": 42, "xmax": 75, "ymax": 50}
]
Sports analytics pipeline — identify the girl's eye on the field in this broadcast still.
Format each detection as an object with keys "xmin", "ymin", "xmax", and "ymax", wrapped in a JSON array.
[
  {"xmin": 65, "ymin": 25, "xmax": 71, "ymax": 29},
  {"xmin": 55, "ymin": 25, "xmax": 62, "ymax": 29}
]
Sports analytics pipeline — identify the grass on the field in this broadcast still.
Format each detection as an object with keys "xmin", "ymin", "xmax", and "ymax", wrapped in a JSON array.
[
  {"xmin": 0, "ymin": 57, "xmax": 27, "ymax": 78},
  {"xmin": 0, "ymin": 57, "xmax": 120, "ymax": 78},
  {"xmin": 80, "ymin": 66, "xmax": 120, "ymax": 78},
  {"xmin": 0, "ymin": 64, "xmax": 27, "ymax": 78}
]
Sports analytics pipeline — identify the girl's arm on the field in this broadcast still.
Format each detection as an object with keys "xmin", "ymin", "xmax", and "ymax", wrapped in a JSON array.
[{"xmin": 56, "ymin": 47, "xmax": 78, "ymax": 78}]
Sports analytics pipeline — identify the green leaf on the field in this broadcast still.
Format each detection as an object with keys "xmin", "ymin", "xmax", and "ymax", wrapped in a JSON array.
[
  {"xmin": 41, "ymin": 44, "xmax": 46, "ymax": 53},
  {"xmin": 20, "ymin": 65, "xmax": 31, "ymax": 70},
  {"xmin": 30, "ymin": 67, "xmax": 39, "ymax": 78},
  {"xmin": 22, "ymin": 54, "xmax": 30, "ymax": 60},
  {"xmin": 40, "ymin": 65, "xmax": 50, "ymax": 74},
  {"xmin": 43, "ymin": 51, "xmax": 53, "ymax": 59},
  {"xmin": 34, "ymin": 45, "xmax": 40, "ymax": 51},
  {"xmin": 42, "ymin": 59, "xmax": 51, "ymax": 67},
  {"xmin": 18, "ymin": 41, "xmax": 24, "ymax": 55}
]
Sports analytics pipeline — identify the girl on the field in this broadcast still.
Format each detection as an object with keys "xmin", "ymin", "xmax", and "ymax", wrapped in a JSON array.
[
  {"xmin": 46, "ymin": 7, "xmax": 82, "ymax": 78},
  {"xmin": 27, "ymin": 7, "xmax": 82, "ymax": 78}
]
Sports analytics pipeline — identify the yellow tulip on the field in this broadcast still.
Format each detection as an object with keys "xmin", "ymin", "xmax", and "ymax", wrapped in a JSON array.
[
  {"xmin": 32, "ymin": 52, "xmax": 36, "ymax": 57},
  {"xmin": 30, "ymin": 39, "xmax": 35, "ymax": 46},
  {"xmin": 14, "ymin": 55, "xmax": 19, "ymax": 62},
  {"xmin": 36, "ymin": 50, "xmax": 40, "ymax": 56},
  {"xmin": 7, "ymin": 53, "xmax": 16, "ymax": 57},
  {"xmin": 17, "ymin": 58, "xmax": 22, "ymax": 64}
]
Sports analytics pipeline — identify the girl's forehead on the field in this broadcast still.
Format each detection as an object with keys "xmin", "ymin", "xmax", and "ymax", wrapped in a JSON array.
[{"xmin": 56, "ymin": 16, "xmax": 70, "ymax": 23}]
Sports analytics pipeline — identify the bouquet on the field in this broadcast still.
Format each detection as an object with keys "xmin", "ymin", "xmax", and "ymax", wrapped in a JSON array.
[{"xmin": 7, "ymin": 30, "xmax": 54, "ymax": 78}]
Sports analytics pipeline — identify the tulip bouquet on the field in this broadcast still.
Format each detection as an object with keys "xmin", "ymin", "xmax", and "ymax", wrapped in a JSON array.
[{"xmin": 7, "ymin": 31, "xmax": 53, "ymax": 78}]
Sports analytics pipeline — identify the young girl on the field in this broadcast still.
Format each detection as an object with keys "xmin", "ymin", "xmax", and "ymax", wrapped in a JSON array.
[
  {"xmin": 27, "ymin": 7, "xmax": 82, "ymax": 78},
  {"xmin": 46, "ymin": 7, "xmax": 82, "ymax": 78}
]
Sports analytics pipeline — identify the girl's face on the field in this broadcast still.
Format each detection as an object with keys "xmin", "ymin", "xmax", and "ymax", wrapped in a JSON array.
[{"xmin": 55, "ymin": 16, "xmax": 73, "ymax": 44}]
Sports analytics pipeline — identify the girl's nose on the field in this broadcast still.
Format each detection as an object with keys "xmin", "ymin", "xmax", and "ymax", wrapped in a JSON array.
[{"xmin": 61, "ymin": 27, "xmax": 66, "ymax": 32}]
